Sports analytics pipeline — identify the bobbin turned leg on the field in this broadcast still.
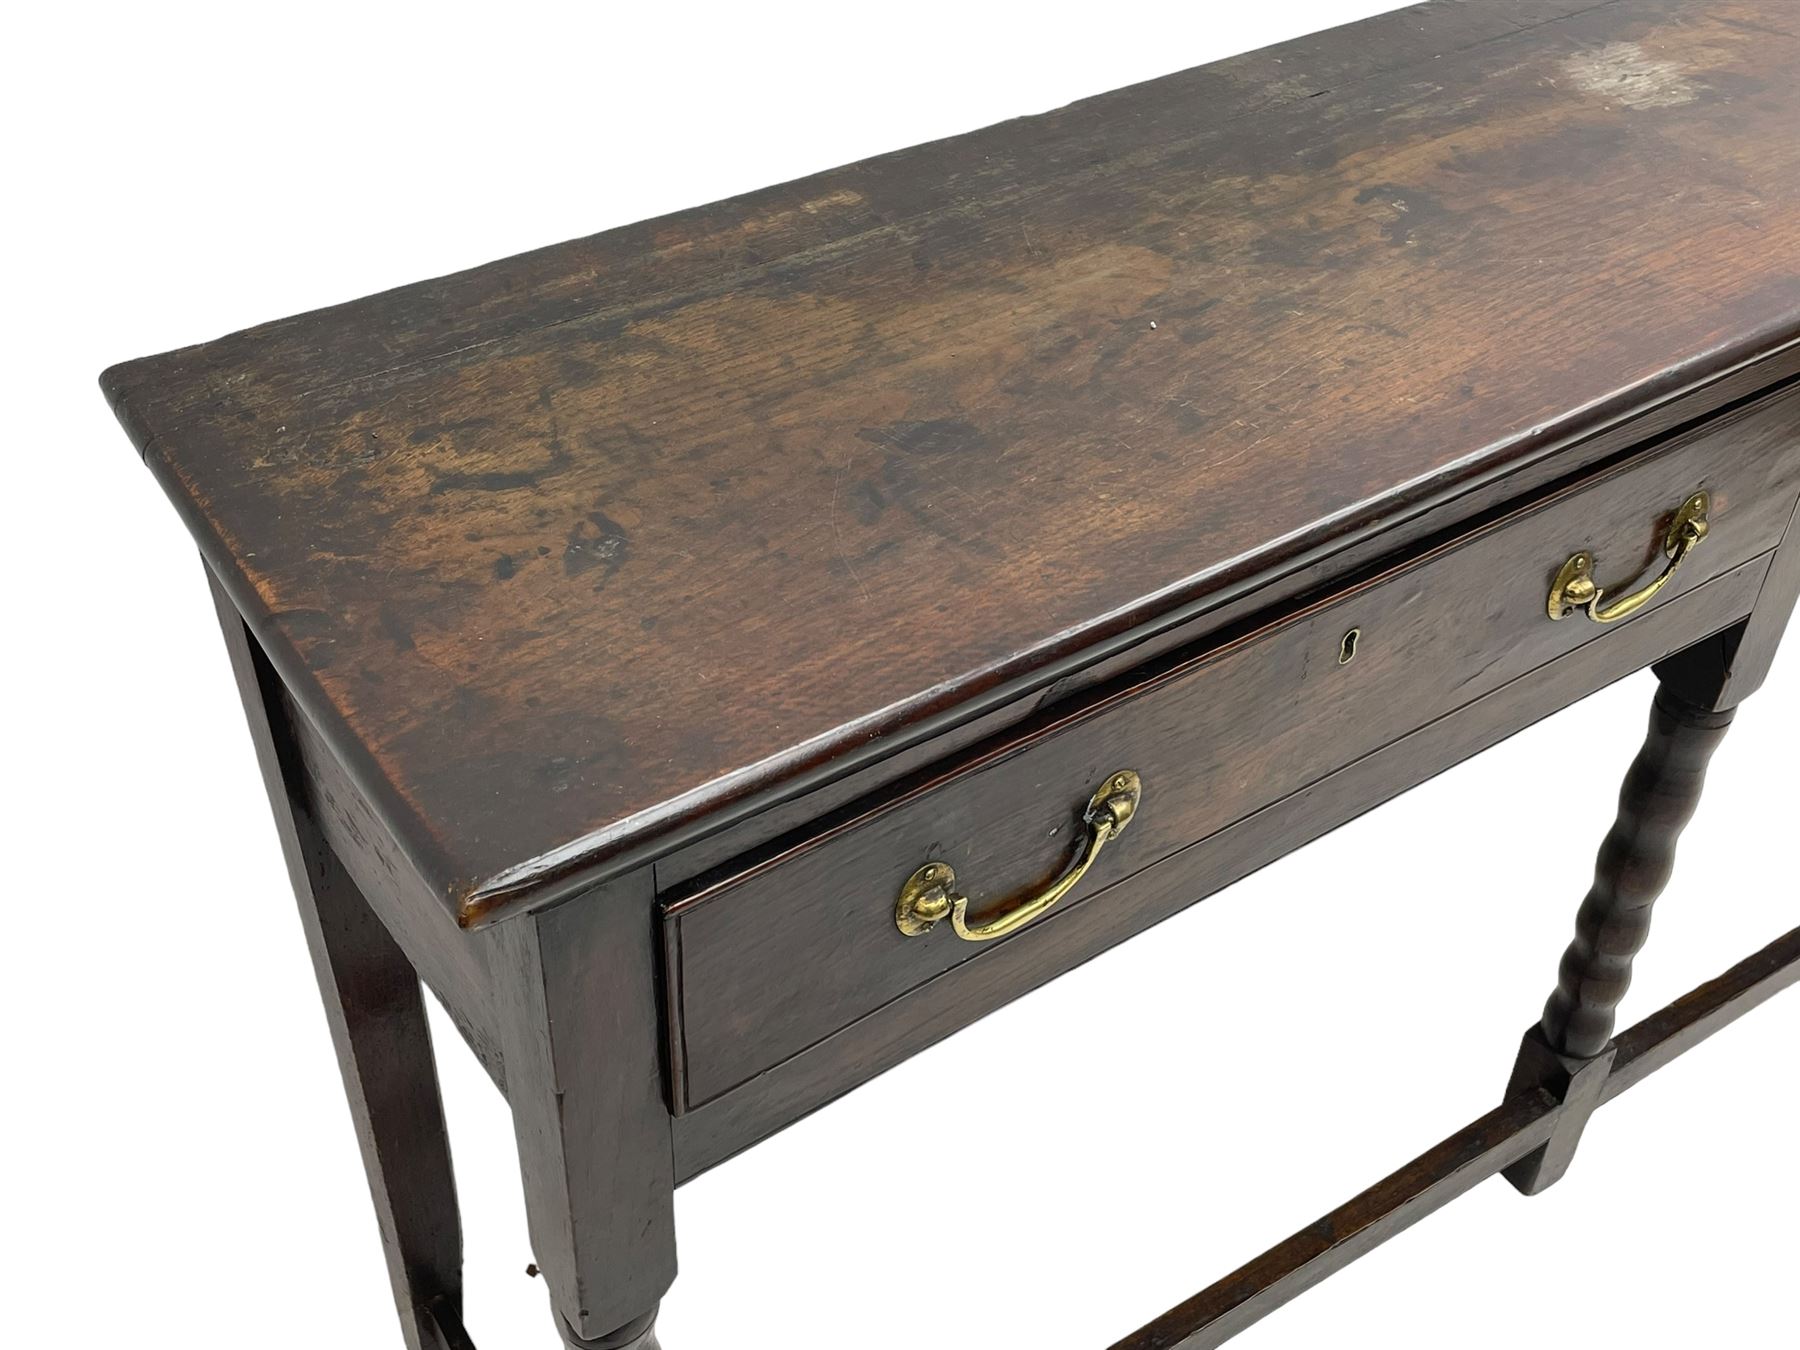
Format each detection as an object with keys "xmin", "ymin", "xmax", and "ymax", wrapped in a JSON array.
[{"xmin": 1503, "ymin": 681, "xmax": 1733, "ymax": 1194}]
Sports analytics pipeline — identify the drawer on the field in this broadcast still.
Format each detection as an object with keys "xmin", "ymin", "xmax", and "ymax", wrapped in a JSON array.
[{"xmin": 663, "ymin": 384, "xmax": 1800, "ymax": 1111}]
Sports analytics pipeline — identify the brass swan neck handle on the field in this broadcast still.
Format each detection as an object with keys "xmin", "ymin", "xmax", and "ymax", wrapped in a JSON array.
[
  {"xmin": 894, "ymin": 771, "xmax": 1141, "ymax": 943},
  {"xmin": 1548, "ymin": 491, "xmax": 1710, "ymax": 625}
]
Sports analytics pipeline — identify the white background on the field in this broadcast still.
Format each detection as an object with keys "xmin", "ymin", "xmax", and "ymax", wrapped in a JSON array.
[{"xmin": 8, "ymin": 3, "xmax": 1797, "ymax": 1347}]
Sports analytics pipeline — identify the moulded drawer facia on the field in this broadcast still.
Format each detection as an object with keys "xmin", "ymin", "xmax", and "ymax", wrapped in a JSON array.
[
  {"xmin": 666, "ymin": 384, "xmax": 1800, "ymax": 1110},
  {"xmin": 668, "ymin": 551, "xmax": 1776, "ymax": 1180}
]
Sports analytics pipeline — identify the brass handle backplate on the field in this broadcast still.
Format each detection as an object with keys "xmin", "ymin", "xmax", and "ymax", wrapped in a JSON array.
[
  {"xmin": 894, "ymin": 770, "xmax": 1142, "ymax": 942},
  {"xmin": 1547, "ymin": 491, "xmax": 1710, "ymax": 625}
]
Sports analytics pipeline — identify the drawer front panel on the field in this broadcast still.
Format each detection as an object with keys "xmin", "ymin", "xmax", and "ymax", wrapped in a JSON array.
[
  {"xmin": 668, "ymin": 385, "xmax": 1800, "ymax": 1109},
  {"xmin": 670, "ymin": 552, "xmax": 1774, "ymax": 1178}
]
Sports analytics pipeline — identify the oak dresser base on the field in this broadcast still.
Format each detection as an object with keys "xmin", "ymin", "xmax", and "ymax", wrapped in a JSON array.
[{"xmin": 101, "ymin": 1, "xmax": 1800, "ymax": 1345}]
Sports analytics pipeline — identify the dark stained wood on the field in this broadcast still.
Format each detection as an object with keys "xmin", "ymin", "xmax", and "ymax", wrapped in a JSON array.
[
  {"xmin": 1498, "ymin": 1028, "xmax": 1616, "ymax": 1195},
  {"xmin": 283, "ymin": 680, "xmax": 506, "ymax": 1083},
  {"xmin": 107, "ymin": 4, "xmax": 1800, "ymax": 1346},
  {"xmin": 658, "ymin": 341, "xmax": 1800, "ymax": 890},
  {"xmin": 670, "ymin": 553, "xmax": 1772, "ymax": 1178},
  {"xmin": 1117, "ymin": 1092, "xmax": 1564, "ymax": 1350},
  {"xmin": 1110, "ymin": 924, "xmax": 1800, "ymax": 1350},
  {"xmin": 103, "ymin": 0, "xmax": 1800, "ymax": 928},
  {"xmin": 667, "ymin": 394, "xmax": 1800, "ymax": 1108},
  {"xmin": 1540, "ymin": 685, "xmax": 1735, "ymax": 1059},
  {"xmin": 424, "ymin": 1300, "xmax": 479, "ymax": 1350},
  {"xmin": 1657, "ymin": 487, "xmax": 1800, "ymax": 708},
  {"xmin": 556, "ymin": 1309, "xmax": 662, "ymax": 1350},
  {"xmin": 1709, "ymin": 488, "xmax": 1800, "ymax": 697},
  {"xmin": 208, "ymin": 571, "xmax": 464, "ymax": 1350},
  {"xmin": 1601, "ymin": 925, "xmax": 1800, "ymax": 1097},
  {"xmin": 491, "ymin": 871, "xmax": 676, "ymax": 1342},
  {"xmin": 94, "ymin": 1, "xmax": 1620, "ymax": 435}
]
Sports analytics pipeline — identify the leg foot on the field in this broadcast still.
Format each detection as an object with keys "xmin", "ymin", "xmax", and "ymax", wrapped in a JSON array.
[
  {"xmin": 558, "ymin": 1307, "xmax": 660, "ymax": 1349},
  {"xmin": 1500, "ymin": 1026, "xmax": 1614, "ymax": 1195}
]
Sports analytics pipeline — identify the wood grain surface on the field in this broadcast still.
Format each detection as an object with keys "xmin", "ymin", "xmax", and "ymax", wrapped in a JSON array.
[{"xmin": 102, "ymin": 0, "xmax": 1800, "ymax": 925}]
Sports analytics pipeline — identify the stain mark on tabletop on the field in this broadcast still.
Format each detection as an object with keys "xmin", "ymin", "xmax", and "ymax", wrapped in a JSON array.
[
  {"xmin": 564, "ymin": 510, "xmax": 631, "ymax": 588},
  {"xmin": 1564, "ymin": 42, "xmax": 1699, "ymax": 109},
  {"xmin": 377, "ymin": 602, "xmax": 414, "ymax": 653},
  {"xmin": 409, "ymin": 417, "xmax": 496, "ymax": 447},
  {"xmin": 852, "ymin": 480, "xmax": 887, "ymax": 524},
  {"xmin": 856, "ymin": 418, "xmax": 991, "ymax": 457},
  {"xmin": 428, "ymin": 445, "xmax": 572, "ymax": 496},
  {"xmin": 541, "ymin": 756, "xmax": 583, "ymax": 794},
  {"xmin": 1354, "ymin": 184, "xmax": 1455, "ymax": 252}
]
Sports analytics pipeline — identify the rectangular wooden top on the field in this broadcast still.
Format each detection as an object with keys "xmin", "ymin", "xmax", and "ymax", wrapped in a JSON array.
[{"xmin": 105, "ymin": 0, "xmax": 1800, "ymax": 927}]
